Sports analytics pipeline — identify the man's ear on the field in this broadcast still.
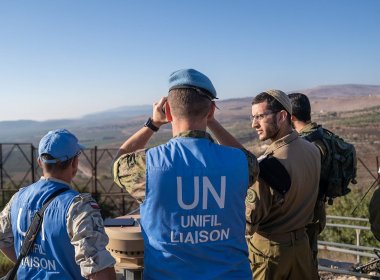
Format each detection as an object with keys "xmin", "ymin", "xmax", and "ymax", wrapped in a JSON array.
[
  {"xmin": 278, "ymin": 110, "xmax": 288, "ymax": 123},
  {"xmin": 290, "ymin": 114, "xmax": 296, "ymax": 122},
  {"xmin": 72, "ymin": 156, "xmax": 79, "ymax": 168},
  {"xmin": 71, "ymin": 156, "xmax": 79, "ymax": 177},
  {"xmin": 207, "ymin": 102, "xmax": 216, "ymax": 119},
  {"xmin": 165, "ymin": 102, "xmax": 173, "ymax": 122},
  {"xmin": 37, "ymin": 157, "xmax": 43, "ymax": 168}
]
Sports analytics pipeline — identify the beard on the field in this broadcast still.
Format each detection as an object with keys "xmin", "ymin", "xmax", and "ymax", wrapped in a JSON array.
[{"xmin": 261, "ymin": 119, "xmax": 280, "ymax": 141}]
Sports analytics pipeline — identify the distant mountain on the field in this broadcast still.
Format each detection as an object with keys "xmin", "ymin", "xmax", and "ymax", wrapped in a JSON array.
[
  {"xmin": 0, "ymin": 105, "xmax": 151, "ymax": 144},
  {"xmin": 1, "ymin": 84, "xmax": 380, "ymax": 146},
  {"xmin": 296, "ymin": 84, "xmax": 380, "ymax": 98},
  {"xmin": 81, "ymin": 105, "xmax": 151, "ymax": 121}
]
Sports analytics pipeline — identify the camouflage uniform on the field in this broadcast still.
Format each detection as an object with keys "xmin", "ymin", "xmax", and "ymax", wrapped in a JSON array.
[
  {"xmin": 246, "ymin": 131, "xmax": 320, "ymax": 280},
  {"xmin": 0, "ymin": 177, "xmax": 115, "ymax": 278},
  {"xmin": 113, "ymin": 130, "xmax": 259, "ymax": 203},
  {"xmin": 299, "ymin": 122, "xmax": 328, "ymax": 268},
  {"xmin": 369, "ymin": 187, "xmax": 380, "ymax": 241}
]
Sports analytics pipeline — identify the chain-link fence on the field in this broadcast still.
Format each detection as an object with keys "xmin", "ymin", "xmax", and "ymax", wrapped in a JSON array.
[{"xmin": 0, "ymin": 143, "xmax": 138, "ymax": 217}]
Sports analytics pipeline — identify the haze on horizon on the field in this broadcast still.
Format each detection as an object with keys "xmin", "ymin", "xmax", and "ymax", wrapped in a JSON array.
[{"xmin": 0, "ymin": 0, "xmax": 379, "ymax": 122}]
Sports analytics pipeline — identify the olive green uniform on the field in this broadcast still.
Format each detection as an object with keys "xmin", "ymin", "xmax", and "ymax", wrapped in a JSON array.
[
  {"xmin": 113, "ymin": 130, "xmax": 259, "ymax": 203},
  {"xmin": 246, "ymin": 131, "xmax": 320, "ymax": 280},
  {"xmin": 369, "ymin": 187, "xmax": 380, "ymax": 241},
  {"xmin": 299, "ymin": 122, "xmax": 328, "ymax": 268}
]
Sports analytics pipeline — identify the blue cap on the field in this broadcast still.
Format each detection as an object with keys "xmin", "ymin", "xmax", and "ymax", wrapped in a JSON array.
[
  {"xmin": 38, "ymin": 129, "xmax": 84, "ymax": 163},
  {"xmin": 168, "ymin": 69, "xmax": 217, "ymax": 99}
]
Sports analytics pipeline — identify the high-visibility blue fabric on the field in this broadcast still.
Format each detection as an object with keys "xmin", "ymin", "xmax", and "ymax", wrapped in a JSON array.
[
  {"xmin": 38, "ymin": 129, "xmax": 85, "ymax": 163},
  {"xmin": 141, "ymin": 137, "xmax": 251, "ymax": 279},
  {"xmin": 168, "ymin": 69, "xmax": 217, "ymax": 99},
  {"xmin": 10, "ymin": 179, "xmax": 84, "ymax": 279}
]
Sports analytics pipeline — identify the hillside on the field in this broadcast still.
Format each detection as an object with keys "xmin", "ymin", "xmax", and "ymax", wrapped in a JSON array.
[{"xmin": 1, "ymin": 84, "xmax": 380, "ymax": 149}]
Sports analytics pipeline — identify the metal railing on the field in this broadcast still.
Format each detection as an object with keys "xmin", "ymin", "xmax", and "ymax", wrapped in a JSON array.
[
  {"xmin": 320, "ymin": 215, "xmax": 374, "ymax": 262},
  {"xmin": 318, "ymin": 215, "xmax": 380, "ymax": 278}
]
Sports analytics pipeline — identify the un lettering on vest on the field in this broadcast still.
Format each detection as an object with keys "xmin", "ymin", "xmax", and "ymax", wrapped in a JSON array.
[
  {"xmin": 170, "ymin": 176, "xmax": 230, "ymax": 244},
  {"xmin": 16, "ymin": 208, "xmax": 58, "ymax": 271}
]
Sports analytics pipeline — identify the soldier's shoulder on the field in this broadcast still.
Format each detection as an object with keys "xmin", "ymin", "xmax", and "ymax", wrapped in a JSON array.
[
  {"xmin": 69, "ymin": 193, "xmax": 101, "ymax": 216},
  {"xmin": 298, "ymin": 134, "xmax": 320, "ymax": 151},
  {"xmin": 73, "ymin": 193, "xmax": 95, "ymax": 203},
  {"xmin": 299, "ymin": 122, "xmax": 320, "ymax": 134},
  {"xmin": 114, "ymin": 150, "xmax": 147, "ymax": 171}
]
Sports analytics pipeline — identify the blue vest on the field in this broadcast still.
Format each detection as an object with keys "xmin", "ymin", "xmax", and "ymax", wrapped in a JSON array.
[
  {"xmin": 10, "ymin": 179, "xmax": 84, "ymax": 280},
  {"xmin": 141, "ymin": 137, "xmax": 251, "ymax": 279}
]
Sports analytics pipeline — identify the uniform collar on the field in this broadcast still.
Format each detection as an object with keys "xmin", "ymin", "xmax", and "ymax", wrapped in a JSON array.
[
  {"xmin": 264, "ymin": 130, "xmax": 299, "ymax": 156},
  {"xmin": 299, "ymin": 122, "xmax": 319, "ymax": 134},
  {"xmin": 40, "ymin": 176, "xmax": 71, "ymax": 188},
  {"xmin": 173, "ymin": 130, "xmax": 214, "ymax": 142}
]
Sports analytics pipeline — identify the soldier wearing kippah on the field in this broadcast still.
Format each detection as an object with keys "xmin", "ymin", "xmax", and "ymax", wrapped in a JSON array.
[
  {"xmin": 113, "ymin": 69, "xmax": 259, "ymax": 279},
  {"xmin": 245, "ymin": 90, "xmax": 320, "ymax": 280},
  {"xmin": 0, "ymin": 129, "xmax": 116, "ymax": 279}
]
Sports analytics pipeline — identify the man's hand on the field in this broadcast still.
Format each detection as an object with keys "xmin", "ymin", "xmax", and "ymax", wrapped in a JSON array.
[
  {"xmin": 115, "ymin": 96, "xmax": 169, "ymax": 159},
  {"xmin": 152, "ymin": 97, "xmax": 169, "ymax": 128}
]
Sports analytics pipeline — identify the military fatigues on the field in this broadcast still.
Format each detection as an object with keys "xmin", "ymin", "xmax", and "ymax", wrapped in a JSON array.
[
  {"xmin": 0, "ymin": 177, "xmax": 115, "ymax": 278},
  {"xmin": 369, "ymin": 187, "xmax": 380, "ymax": 241},
  {"xmin": 113, "ymin": 130, "xmax": 259, "ymax": 203},
  {"xmin": 246, "ymin": 131, "xmax": 321, "ymax": 280},
  {"xmin": 299, "ymin": 122, "xmax": 328, "ymax": 268}
]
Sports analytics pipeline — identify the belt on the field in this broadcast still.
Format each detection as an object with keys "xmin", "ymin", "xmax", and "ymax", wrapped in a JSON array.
[{"xmin": 254, "ymin": 228, "xmax": 306, "ymax": 243}]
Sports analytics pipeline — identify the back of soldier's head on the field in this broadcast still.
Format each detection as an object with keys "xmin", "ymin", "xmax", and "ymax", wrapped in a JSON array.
[
  {"xmin": 39, "ymin": 154, "xmax": 75, "ymax": 173},
  {"xmin": 288, "ymin": 93, "xmax": 311, "ymax": 122},
  {"xmin": 167, "ymin": 69, "xmax": 217, "ymax": 120},
  {"xmin": 168, "ymin": 88, "xmax": 212, "ymax": 120},
  {"xmin": 38, "ymin": 129, "xmax": 84, "ymax": 173}
]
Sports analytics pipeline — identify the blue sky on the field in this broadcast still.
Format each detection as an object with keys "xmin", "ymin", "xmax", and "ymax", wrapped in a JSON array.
[{"xmin": 0, "ymin": 0, "xmax": 379, "ymax": 121}]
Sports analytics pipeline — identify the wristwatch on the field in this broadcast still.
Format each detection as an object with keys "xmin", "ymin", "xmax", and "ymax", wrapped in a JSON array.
[{"xmin": 144, "ymin": 118, "xmax": 159, "ymax": 132}]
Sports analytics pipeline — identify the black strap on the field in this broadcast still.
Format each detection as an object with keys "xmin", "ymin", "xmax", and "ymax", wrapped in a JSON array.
[{"xmin": 4, "ymin": 187, "xmax": 69, "ymax": 280}]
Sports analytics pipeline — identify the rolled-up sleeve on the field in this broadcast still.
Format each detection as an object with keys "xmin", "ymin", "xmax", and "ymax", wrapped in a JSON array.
[
  {"xmin": 113, "ymin": 149, "xmax": 147, "ymax": 203},
  {"xmin": 0, "ymin": 195, "xmax": 15, "ymax": 249},
  {"xmin": 66, "ymin": 194, "xmax": 116, "ymax": 278},
  {"xmin": 240, "ymin": 148, "xmax": 259, "ymax": 186}
]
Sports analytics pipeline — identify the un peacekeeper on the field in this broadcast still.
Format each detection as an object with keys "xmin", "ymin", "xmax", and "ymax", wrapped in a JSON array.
[
  {"xmin": 246, "ymin": 90, "xmax": 320, "ymax": 280},
  {"xmin": 113, "ymin": 68, "xmax": 259, "ymax": 279},
  {"xmin": 0, "ymin": 129, "xmax": 116, "ymax": 280},
  {"xmin": 369, "ymin": 187, "xmax": 380, "ymax": 241},
  {"xmin": 288, "ymin": 92, "xmax": 327, "ymax": 268}
]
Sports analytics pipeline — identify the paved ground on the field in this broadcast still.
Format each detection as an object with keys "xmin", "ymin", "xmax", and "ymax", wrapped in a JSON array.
[{"xmin": 319, "ymin": 258, "xmax": 380, "ymax": 279}]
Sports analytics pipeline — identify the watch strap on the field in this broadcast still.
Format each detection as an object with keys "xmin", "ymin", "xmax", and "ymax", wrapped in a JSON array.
[{"xmin": 144, "ymin": 118, "xmax": 159, "ymax": 132}]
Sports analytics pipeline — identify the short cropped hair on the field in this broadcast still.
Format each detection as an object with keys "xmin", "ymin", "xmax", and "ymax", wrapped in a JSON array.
[
  {"xmin": 288, "ymin": 93, "xmax": 311, "ymax": 122},
  {"xmin": 168, "ymin": 88, "xmax": 212, "ymax": 120},
  {"xmin": 252, "ymin": 92, "xmax": 291, "ymax": 124},
  {"xmin": 40, "ymin": 154, "xmax": 76, "ymax": 173}
]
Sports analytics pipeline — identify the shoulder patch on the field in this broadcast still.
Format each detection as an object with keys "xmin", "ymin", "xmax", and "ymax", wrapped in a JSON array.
[
  {"xmin": 259, "ymin": 156, "xmax": 291, "ymax": 195},
  {"xmin": 246, "ymin": 189, "xmax": 257, "ymax": 204}
]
